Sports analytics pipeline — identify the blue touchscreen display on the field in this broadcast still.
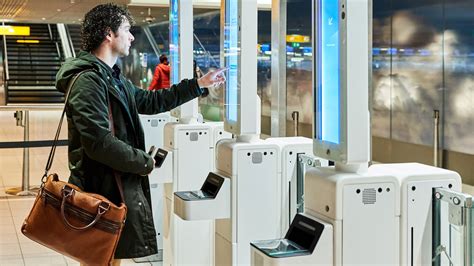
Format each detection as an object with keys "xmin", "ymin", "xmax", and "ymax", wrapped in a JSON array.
[
  {"xmin": 317, "ymin": 0, "xmax": 340, "ymax": 144},
  {"xmin": 224, "ymin": 0, "xmax": 238, "ymax": 123},
  {"xmin": 169, "ymin": 0, "xmax": 179, "ymax": 84}
]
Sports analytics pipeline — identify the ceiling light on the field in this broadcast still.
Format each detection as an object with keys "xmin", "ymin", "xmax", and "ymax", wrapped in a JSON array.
[
  {"xmin": 42, "ymin": 18, "xmax": 46, "ymax": 20},
  {"xmin": 57, "ymin": 9, "xmax": 61, "ymax": 12},
  {"xmin": 145, "ymin": 8, "xmax": 155, "ymax": 24}
]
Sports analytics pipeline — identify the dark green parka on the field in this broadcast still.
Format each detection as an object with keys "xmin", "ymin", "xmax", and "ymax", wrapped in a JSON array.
[{"xmin": 55, "ymin": 51, "xmax": 204, "ymax": 258}]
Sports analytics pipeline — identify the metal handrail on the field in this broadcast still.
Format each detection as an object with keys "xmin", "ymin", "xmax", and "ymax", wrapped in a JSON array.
[
  {"xmin": 433, "ymin": 110, "xmax": 440, "ymax": 167},
  {"xmin": 47, "ymin": 24, "xmax": 53, "ymax": 40},
  {"xmin": 65, "ymin": 25, "xmax": 76, "ymax": 58},
  {"xmin": 194, "ymin": 33, "xmax": 219, "ymax": 68},
  {"xmin": 48, "ymin": 24, "xmax": 62, "ymax": 60},
  {"xmin": 143, "ymin": 25, "xmax": 161, "ymax": 58},
  {"xmin": 292, "ymin": 111, "xmax": 299, "ymax": 136},
  {"xmin": 57, "ymin": 24, "xmax": 73, "ymax": 59},
  {"xmin": 3, "ymin": 35, "xmax": 9, "ymax": 80}
]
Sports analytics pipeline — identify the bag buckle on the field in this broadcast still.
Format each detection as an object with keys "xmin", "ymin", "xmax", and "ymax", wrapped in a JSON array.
[
  {"xmin": 98, "ymin": 202, "xmax": 110, "ymax": 215},
  {"xmin": 40, "ymin": 172, "xmax": 48, "ymax": 189},
  {"xmin": 62, "ymin": 185, "xmax": 74, "ymax": 198}
]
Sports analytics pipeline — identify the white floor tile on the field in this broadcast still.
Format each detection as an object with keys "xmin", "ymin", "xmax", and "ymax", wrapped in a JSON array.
[
  {"xmin": 122, "ymin": 259, "xmax": 150, "ymax": 265},
  {"xmin": 19, "ymin": 241, "xmax": 59, "ymax": 256},
  {"xmin": 12, "ymin": 215, "xmax": 30, "ymax": 228},
  {"xmin": 0, "ymin": 233, "xmax": 19, "ymax": 245},
  {"xmin": 17, "ymin": 233, "xmax": 33, "ymax": 244},
  {"xmin": 0, "ymin": 216, "xmax": 14, "ymax": 226},
  {"xmin": 8, "ymin": 200, "xmax": 35, "ymax": 213},
  {"xmin": 0, "ymin": 223, "xmax": 16, "ymax": 234},
  {"xmin": 23, "ymin": 255, "xmax": 67, "ymax": 266},
  {"xmin": 0, "ymin": 258, "xmax": 24, "ymax": 266},
  {"xmin": 0, "ymin": 202, "xmax": 10, "ymax": 210},
  {"xmin": 12, "ymin": 217, "xmax": 28, "ymax": 231},
  {"xmin": 0, "ymin": 243, "xmax": 22, "ymax": 257},
  {"xmin": 0, "ymin": 210, "xmax": 12, "ymax": 217}
]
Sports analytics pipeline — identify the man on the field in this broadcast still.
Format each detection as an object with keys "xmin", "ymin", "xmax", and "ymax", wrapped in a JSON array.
[
  {"xmin": 55, "ymin": 3, "xmax": 225, "ymax": 264},
  {"xmin": 148, "ymin": 54, "xmax": 170, "ymax": 90}
]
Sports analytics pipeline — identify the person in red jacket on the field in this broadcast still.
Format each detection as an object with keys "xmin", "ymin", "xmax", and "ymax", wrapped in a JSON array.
[{"xmin": 148, "ymin": 54, "xmax": 170, "ymax": 90}]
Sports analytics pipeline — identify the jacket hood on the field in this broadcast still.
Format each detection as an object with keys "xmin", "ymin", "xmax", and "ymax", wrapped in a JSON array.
[
  {"xmin": 158, "ymin": 63, "xmax": 170, "ymax": 75},
  {"xmin": 55, "ymin": 51, "xmax": 108, "ymax": 93}
]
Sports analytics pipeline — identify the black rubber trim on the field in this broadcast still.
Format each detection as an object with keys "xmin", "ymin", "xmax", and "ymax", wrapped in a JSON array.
[{"xmin": 0, "ymin": 140, "xmax": 68, "ymax": 149}]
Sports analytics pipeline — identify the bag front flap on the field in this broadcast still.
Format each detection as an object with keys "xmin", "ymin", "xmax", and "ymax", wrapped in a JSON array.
[{"xmin": 43, "ymin": 174, "xmax": 127, "ymax": 224}]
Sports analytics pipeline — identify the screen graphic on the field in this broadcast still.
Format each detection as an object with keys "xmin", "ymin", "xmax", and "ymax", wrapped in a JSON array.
[
  {"xmin": 170, "ymin": 0, "xmax": 180, "ymax": 84},
  {"xmin": 224, "ymin": 0, "xmax": 239, "ymax": 123}
]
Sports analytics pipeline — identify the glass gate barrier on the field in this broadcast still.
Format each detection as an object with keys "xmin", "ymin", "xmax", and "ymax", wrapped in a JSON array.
[{"xmin": 433, "ymin": 187, "xmax": 473, "ymax": 266}]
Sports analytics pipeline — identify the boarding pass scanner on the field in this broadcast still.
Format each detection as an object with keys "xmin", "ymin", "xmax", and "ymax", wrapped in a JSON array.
[
  {"xmin": 251, "ymin": 214, "xmax": 333, "ymax": 265},
  {"xmin": 174, "ymin": 172, "xmax": 231, "ymax": 220}
]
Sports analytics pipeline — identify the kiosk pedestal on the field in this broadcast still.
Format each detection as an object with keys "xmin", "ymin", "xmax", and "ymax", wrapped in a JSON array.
[
  {"xmin": 252, "ymin": 166, "xmax": 401, "ymax": 265},
  {"xmin": 139, "ymin": 112, "xmax": 177, "ymax": 262},
  {"xmin": 251, "ymin": 214, "xmax": 333, "ymax": 266},
  {"xmin": 161, "ymin": 121, "xmax": 231, "ymax": 266}
]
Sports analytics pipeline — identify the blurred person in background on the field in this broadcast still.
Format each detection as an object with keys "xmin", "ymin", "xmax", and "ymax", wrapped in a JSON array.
[{"xmin": 148, "ymin": 54, "xmax": 170, "ymax": 90}]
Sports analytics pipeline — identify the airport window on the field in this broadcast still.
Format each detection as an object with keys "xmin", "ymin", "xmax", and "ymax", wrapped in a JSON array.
[{"xmin": 372, "ymin": 0, "xmax": 474, "ymax": 168}]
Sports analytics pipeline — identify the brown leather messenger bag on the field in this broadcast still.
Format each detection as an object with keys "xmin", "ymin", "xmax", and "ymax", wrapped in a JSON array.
[{"xmin": 21, "ymin": 70, "xmax": 127, "ymax": 266}]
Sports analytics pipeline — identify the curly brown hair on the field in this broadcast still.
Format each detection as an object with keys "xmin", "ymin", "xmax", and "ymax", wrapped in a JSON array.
[{"xmin": 81, "ymin": 3, "xmax": 135, "ymax": 52}]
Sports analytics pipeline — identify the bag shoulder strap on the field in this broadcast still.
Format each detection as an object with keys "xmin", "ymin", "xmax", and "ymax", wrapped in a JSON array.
[{"xmin": 43, "ymin": 69, "xmax": 125, "ymax": 204}]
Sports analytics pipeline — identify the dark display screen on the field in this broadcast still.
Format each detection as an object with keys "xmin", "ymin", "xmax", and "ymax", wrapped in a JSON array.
[
  {"xmin": 285, "ymin": 214, "xmax": 325, "ymax": 252},
  {"xmin": 154, "ymin": 148, "xmax": 168, "ymax": 168},
  {"xmin": 200, "ymin": 173, "xmax": 224, "ymax": 198}
]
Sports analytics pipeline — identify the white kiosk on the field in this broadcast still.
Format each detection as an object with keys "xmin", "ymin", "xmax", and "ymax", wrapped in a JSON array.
[
  {"xmin": 250, "ymin": 0, "xmax": 462, "ymax": 265},
  {"xmin": 139, "ymin": 113, "xmax": 177, "ymax": 261},
  {"xmin": 172, "ymin": 0, "xmax": 327, "ymax": 265},
  {"xmin": 159, "ymin": 0, "xmax": 232, "ymax": 265}
]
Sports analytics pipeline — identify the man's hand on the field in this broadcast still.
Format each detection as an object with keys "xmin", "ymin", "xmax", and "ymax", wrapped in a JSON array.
[{"xmin": 197, "ymin": 68, "xmax": 227, "ymax": 88}]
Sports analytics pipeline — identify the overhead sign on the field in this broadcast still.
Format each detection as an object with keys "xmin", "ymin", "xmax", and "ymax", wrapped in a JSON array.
[
  {"xmin": 286, "ymin": 34, "xmax": 310, "ymax": 43},
  {"xmin": 0, "ymin": 26, "xmax": 30, "ymax": 36}
]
